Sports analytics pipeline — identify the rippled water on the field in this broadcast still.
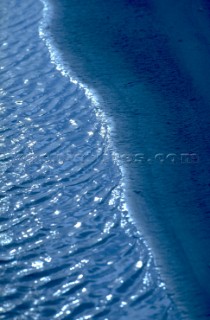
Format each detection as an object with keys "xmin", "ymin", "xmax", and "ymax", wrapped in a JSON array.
[{"xmin": 0, "ymin": 0, "xmax": 180, "ymax": 319}]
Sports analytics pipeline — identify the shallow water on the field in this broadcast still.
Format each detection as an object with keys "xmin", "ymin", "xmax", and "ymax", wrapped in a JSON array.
[{"xmin": 0, "ymin": 0, "xmax": 179, "ymax": 319}]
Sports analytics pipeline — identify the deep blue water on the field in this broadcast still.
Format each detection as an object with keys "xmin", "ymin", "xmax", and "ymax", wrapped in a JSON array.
[{"xmin": 0, "ymin": 0, "xmax": 180, "ymax": 320}]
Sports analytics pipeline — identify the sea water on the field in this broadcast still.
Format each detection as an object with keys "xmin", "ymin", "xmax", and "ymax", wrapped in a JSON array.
[{"xmin": 0, "ymin": 0, "xmax": 180, "ymax": 319}]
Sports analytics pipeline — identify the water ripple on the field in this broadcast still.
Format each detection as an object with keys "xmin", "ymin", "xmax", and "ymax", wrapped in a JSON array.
[{"xmin": 0, "ymin": 0, "xmax": 179, "ymax": 319}]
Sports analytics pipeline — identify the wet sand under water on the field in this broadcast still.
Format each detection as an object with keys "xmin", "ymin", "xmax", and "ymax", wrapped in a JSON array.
[{"xmin": 50, "ymin": 0, "xmax": 210, "ymax": 319}]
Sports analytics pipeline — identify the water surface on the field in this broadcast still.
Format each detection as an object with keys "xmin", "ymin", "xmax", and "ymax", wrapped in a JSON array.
[{"xmin": 0, "ymin": 0, "xmax": 179, "ymax": 319}]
